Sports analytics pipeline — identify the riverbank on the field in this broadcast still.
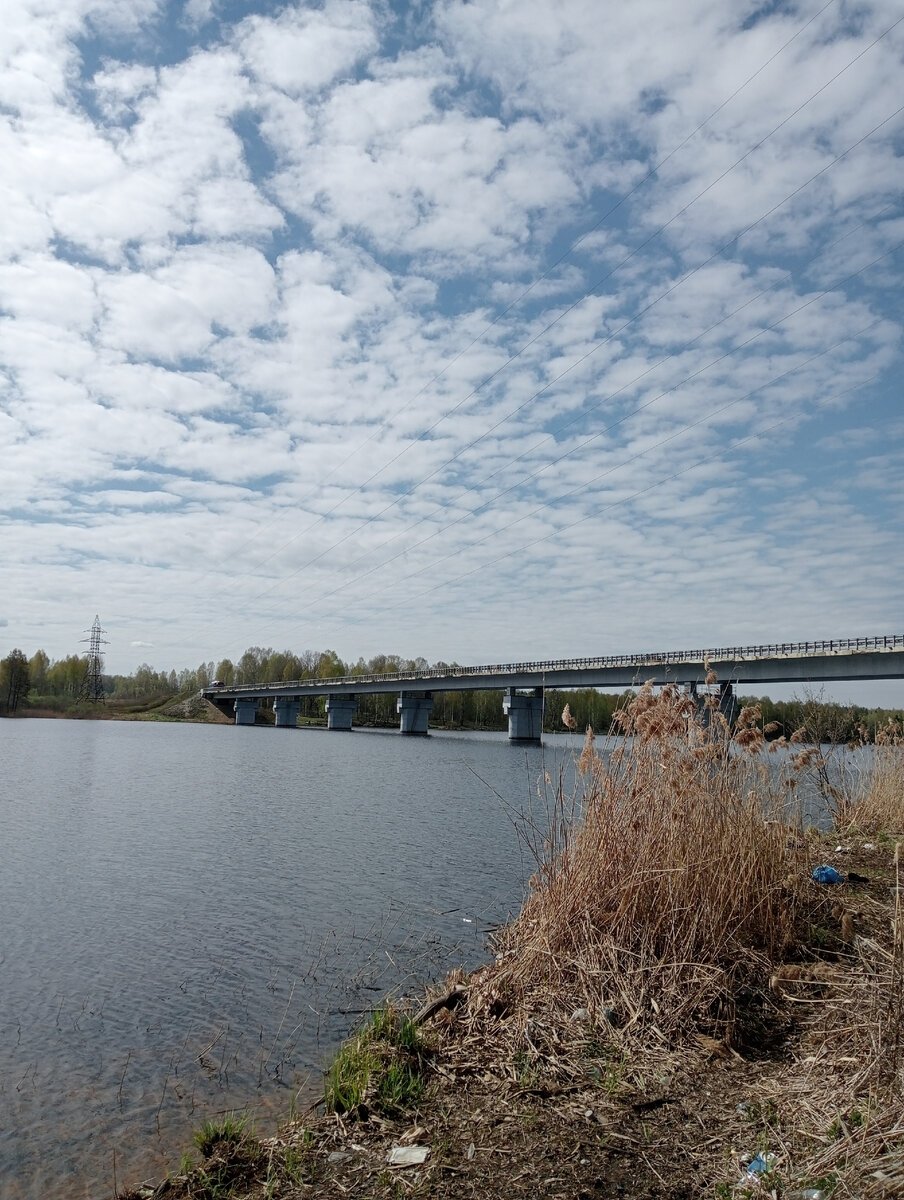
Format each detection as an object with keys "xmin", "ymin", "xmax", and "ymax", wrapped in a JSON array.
[
  {"xmin": 115, "ymin": 689, "xmax": 904, "ymax": 1199},
  {"xmin": 117, "ymin": 836, "xmax": 901, "ymax": 1197},
  {"xmin": 4, "ymin": 695, "xmax": 232, "ymax": 722}
]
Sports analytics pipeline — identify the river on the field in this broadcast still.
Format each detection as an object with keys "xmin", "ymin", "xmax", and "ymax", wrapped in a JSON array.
[{"xmin": 0, "ymin": 719, "xmax": 553, "ymax": 1199}]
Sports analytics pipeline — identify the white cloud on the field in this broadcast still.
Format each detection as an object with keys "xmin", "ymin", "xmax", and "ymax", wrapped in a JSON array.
[
  {"xmin": 181, "ymin": 0, "xmax": 217, "ymax": 31},
  {"xmin": 238, "ymin": 0, "xmax": 378, "ymax": 96},
  {"xmin": 0, "ymin": 0, "xmax": 899, "ymax": 694}
]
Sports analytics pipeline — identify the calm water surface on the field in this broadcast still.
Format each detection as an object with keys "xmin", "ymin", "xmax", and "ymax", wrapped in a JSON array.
[{"xmin": 0, "ymin": 719, "xmax": 555, "ymax": 1199}]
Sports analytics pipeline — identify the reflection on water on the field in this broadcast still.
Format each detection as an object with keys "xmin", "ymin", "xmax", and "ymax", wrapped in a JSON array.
[
  {"xmin": 0, "ymin": 720, "xmax": 549, "ymax": 1198},
  {"xmin": 0, "ymin": 719, "xmax": 874, "ymax": 1196}
]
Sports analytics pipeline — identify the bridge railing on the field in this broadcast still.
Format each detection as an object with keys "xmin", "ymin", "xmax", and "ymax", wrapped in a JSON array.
[{"xmin": 208, "ymin": 634, "xmax": 904, "ymax": 694}]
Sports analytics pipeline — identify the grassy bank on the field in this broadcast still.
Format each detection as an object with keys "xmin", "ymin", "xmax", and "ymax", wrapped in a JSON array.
[
  {"xmin": 12, "ymin": 692, "xmax": 234, "ymax": 722},
  {"xmin": 118, "ymin": 688, "xmax": 904, "ymax": 1199}
]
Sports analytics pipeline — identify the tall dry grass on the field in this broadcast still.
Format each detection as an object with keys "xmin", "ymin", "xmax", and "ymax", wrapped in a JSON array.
[
  {"xmin": 480, "ymin": 683, "xmax": 810, "ymax": 1046},
  {"xmin": 839, "ymin": 719, "xmax": 904, "ymax": 835},
  {"xmin": 459, "ymin": 687, "xmax": 904, "ymax": 1195}
]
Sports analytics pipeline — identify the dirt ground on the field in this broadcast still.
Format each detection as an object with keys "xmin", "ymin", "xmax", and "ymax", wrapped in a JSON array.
[{"xmin": 120, "ymin": 837, "xmax": 903, "ymax": 1200}]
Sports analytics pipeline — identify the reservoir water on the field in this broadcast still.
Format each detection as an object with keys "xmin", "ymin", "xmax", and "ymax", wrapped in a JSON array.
[{"xmin": 0, "ymin": 719, "xmax": 550, "ymax": 1199}]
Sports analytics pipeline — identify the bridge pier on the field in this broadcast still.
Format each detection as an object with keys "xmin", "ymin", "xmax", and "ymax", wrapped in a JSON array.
[
  {"xmin": 397, "ymin": 691, "xmax": 433, "ymax": 735},
  {"xmin": 234, "ymin": 698, "xmax": 259, "ymax": 725},
  {"xmin": 718, "ymin": 681, "xmax": 738, "ymax": 726},
  {"xmin": 688, "ymin": 680, "xmax": 738, "ymax": 727},
  {"xmin": 273, "ymin": 696, "xmax": 300, "ymax": 727},
  {"xmin": 326, "ymin": 695, "xmax": 357, "ymax": 731},
  {"xmin": 503, "ymin": 687, "xmax": 544, "ymax": 742}
]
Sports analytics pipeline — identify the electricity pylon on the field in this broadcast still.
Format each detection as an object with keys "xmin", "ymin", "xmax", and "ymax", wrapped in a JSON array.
[{"xmin": 80, "ymin": 615, "xmax": 108, "ymax": 703}]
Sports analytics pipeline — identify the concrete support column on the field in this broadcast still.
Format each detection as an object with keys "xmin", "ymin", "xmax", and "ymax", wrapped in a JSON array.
[
  {"xmin": 273, "ymin": 696, "xmax": 301, "ymax": 728},
  {"xmin": 397, "ymin": 691, "xmax": 433, "ymax": 735},
  {"xmin": 234, "ymin": 698, "xmax": 259, "ymax": 726},
  {"xmin": 686, "ymin": 680, "xmax": 738, "ymax": 728},
  {"xmin": 718, "ymin": 680, "xmax": 738, "ymax": 726},
  {"xmin": 326, "ymin": 695, "xmax": 356, "ymax": 731},
  {"xmin": 503, "ymin": 687, "xmax": 544, "ymax": 742}
]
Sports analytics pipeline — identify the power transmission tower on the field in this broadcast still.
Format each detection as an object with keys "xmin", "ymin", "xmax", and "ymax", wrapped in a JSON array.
[{"xmin": 80, "ymin": 615, "xmax": 109, "ymax": 703}]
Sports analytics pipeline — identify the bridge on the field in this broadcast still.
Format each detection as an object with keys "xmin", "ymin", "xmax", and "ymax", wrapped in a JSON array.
[{"xmin": 201, "ymin": 634, "xmax": 904, "ymax": 741}]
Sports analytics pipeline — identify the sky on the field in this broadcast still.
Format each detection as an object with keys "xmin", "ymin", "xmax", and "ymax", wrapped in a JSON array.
[{"xmin": 1, "ymin": 0, "xmax": 903, "ymax": 702}]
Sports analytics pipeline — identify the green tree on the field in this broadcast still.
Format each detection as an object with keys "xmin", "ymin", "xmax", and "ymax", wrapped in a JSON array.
[
  {"xmin": 316, "ymin": 649, "xmax": 347, "ymax": 678},
  {"xmin": 45, "ymin": 654, "xmax": 84, "ymax": 697},
  {"xmin": 1, "ymin": 649, "xmax": 30, "ymax": 712},
  {"xmin": 214, "ymin": 658, "xmax": 235, "ymax": 686},
  {"xmin": 28, "ymin": 648, "xmax": 49, "ymax": 694},
  {"xmin": 178, "ymin": 666, "xmax": 199, "ymax": 692},
  {"xmin": 237, "ymin": 647, "xmax": 271, "ymax": 683}
]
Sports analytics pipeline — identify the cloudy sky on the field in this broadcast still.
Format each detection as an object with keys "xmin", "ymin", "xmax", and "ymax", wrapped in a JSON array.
[{"xmin": 2, "ymin": 0, "xmax": 902, "ymax": 695}]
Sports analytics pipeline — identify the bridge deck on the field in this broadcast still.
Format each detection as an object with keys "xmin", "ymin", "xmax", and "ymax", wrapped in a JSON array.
[{"xmin": 203, "ymin": 635, "xmax": 904, "ymax": 701}]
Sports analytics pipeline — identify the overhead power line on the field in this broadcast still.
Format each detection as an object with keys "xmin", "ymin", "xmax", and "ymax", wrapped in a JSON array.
[
  {"xmin": 220, "ymin": 18, "xmax": 904, "ymax": 621},
  {"xmin": 322, "ymin": 370, "xmax": 881, "ymax": 640},
  {"xmin": 238, "ymin": 114, "xmax": 903, "ymax": 620},
  {"xmin": 195, "ymin": 6, "xmax": 903, "ymax": 658},
  {"xmin": 253, "ymin": 311, "xmax": 884, "ymax": 639},
  {"xmin": 256, "ymin": 239, "xmax": 900, "ymax": 631},
  {"xmin": 193, "ymin": 0, "xmax": 845, "ymax": 592}
]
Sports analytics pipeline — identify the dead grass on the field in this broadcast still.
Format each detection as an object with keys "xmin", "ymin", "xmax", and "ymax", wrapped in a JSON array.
[
  {"xmin": 476, "ymin": 684, "xmax": 809, "ymax": 1052},
  {"xmin": 839, "ymin": 720, "xmax": 904, "ymax": 836}
]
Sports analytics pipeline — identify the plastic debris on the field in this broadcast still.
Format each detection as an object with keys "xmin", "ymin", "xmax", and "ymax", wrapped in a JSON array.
[
  {"xmin": 466, "ymin": 1142, "xmax": 476, "ymax": 1161},
  {"xmin": 327, "ymin": 1151, "xmax": 352, "ymax": 1163},
  {"xmin": 571, "ymin": 1007, "xmax": 589, "ymax": 1021},
  {"xmin": 812, "ymin": 865, "xmax": 845, "ymax": 885},
  {"xmin": 787, "ymin": 1190, "xmax": 827, "ymax": 1200},
  {"xmin": 742, "ymin": 1151, "xmax": 775, "ymax": 1181},
  {"xmin": 388, "ymin": 1145, "xmax": 430, "ymax": 1166}
]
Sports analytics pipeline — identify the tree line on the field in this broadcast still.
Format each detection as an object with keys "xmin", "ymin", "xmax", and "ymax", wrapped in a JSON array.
[{"xmin": 2, "ymin": 642, "xmax": 901, "ymax": 739}]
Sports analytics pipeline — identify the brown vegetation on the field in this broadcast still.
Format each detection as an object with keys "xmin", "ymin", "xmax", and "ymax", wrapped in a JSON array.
[{"xmin": 483, "ymin": 685, "xmax": 807, "ymax": 1050}]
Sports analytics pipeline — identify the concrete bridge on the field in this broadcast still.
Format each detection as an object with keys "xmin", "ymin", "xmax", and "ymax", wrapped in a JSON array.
[{"xmin": 201, "ymin": 634, "xmax": 904, "ymax": 741}]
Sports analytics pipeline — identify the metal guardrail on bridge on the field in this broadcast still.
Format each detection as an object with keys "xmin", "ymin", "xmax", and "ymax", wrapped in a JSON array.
[{"xmin": 211, "ymin": 634, "xmax": 904, "ymax": 694}]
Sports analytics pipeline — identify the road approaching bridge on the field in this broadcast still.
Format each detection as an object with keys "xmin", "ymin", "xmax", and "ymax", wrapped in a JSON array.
[{"xmin": 202, "ymin": 634, "xmax": 904, "ymax": 740}]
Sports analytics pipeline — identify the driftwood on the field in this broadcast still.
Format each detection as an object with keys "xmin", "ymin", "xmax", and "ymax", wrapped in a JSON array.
[{"xmin": 412, "ymin": 983, "xmax": 469, "ymax": 1026}]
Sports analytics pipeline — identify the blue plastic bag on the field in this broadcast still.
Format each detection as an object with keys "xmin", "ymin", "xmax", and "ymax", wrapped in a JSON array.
[
  {"xmin": 812, "ymin": 865, "xmax": 845, "ymax": 885},
  {"xmin": 742, "ymin": 1151, "xmax": 776, "ymax": 1180},
  {"xmin": 746, "ymin": 1153, "xmax": 771, "ymax": 1173}
]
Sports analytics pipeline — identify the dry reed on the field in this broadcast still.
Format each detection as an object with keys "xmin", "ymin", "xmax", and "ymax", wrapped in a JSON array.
[
  {"xmin": 457, "ymin": 687, "xmax": 904, "ymax": 1193},
  {"xmin": 839, "ymin": 720, "xmax": 904, "ymax": 835},
  {"xmin": 777, "ymin": 853, "xmax": 904, "ymax": 1197},
  {"xmin": 475, "ymin": 683, "xmax": 810, "ymax": 1047}
]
